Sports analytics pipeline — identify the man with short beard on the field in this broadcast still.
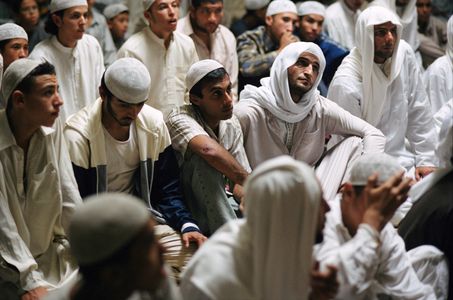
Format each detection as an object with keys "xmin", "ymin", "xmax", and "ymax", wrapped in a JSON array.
[
  {"xmin": 64, "ymin": 58, "xmax": 207, "ymax": 280},
  {"xmin": 177, "ymin": 0, "xmax": 238, "ymax": 101},
  {"xmin": 118, "ymin": 0, "xmax": 199, "ymax": 119}
]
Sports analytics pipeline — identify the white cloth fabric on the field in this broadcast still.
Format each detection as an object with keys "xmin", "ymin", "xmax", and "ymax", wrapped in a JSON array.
[
  {"xmin": 143, "ymin": 0, "xmax": 155, "ymax": 11},
  {"xmin": 447, "ymin": 16, "xmax": 453, "ymax": 64},
  {"xmin": 315, "ymin": 196, "xmax": 436, "ymax": 299},
  {"xmin": 181, "ymin": 156, "xmax": 321, "ymax": 300},
  {"xmin": 297, "ymin": 1, "xmax": 326, "ymax": 17},
  {"xmin": 423, "ymin": 55, "xmax": 453, "ymax": 114},
  {"xmin": 266, "ymin": 0, "xmax": 297, "ymax": 17},
  {"xmin": 177, "ymin": 15, "xmax": 239, "ymax": 101},
  {"xmin": 184, "ymin": 59, "xmax": 224, "ymax": 92},
  {"xmin": 0, "ymin": 23, "xmax": 28, "ymax": 42},
  {"xmin": 117, "ymin": 27, "xmax": 199, "ymax": 119},
  {"xmin": 434, "ymin": 99, "xmax": 453, "ymax": 168},
  {"xmin": 1, "ymin": 59, "xmax": 40, "ymax": 107},
  {"xmin": 240, "ymin": 42, "xmax": 326, "ymax": 123},
  {"xmin": 370, "ymin": 0, "xmax": 420, "ymax": 53},
  {"xmin": 0, "ymin": 113, "xmax": 81, "ymax": 292},
  {"xmin": 324, "ymin": 0, "xmax": 360, "ymax": 50},
  {"xmin": 30, "ymin": 34, "xmax": 104, "ymax": 121},
  {"xmin": 49, "ymin": 0, "xmax": 87, "ymax": 13},
  {"xmin": 328, "ymin": 7, "xmax": 437, "ymax": 170}
]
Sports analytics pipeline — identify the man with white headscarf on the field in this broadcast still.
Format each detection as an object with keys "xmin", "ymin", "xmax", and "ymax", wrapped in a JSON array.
[
  {"xmin": 180, "ymin": 156, "xmax": 337, "ymax": 300},
  {"xmin": 315, "ymin": 153, "xmax": 440, "ymax": 299},
  {"xmin": 236, "ymin": 0, "xmax": 299, "ymax": 90},
  {"xmin": 370, "ymin": 0, "xmax": 422, "ymax": 64},
  {"xmin": 324, "ymin": 0, "xmax": 364, "ymax": 50},
  {"xmin": 118, "ymin": 0, "xmax": 199, "ymax": 119},
  {"xmin": 64, "ymin": 58, "xmax": 207, "ymax": 280},
  {"xmin": 0, "ymin": 59, "xmax": 81, "ymax": 299},
  {"xmin": 30, "ymin": 0, "xmax": 105, "ymax": 122},
  {"xmin": 235, "ymin": 42, "xmax": 385, "ymax": 200},
  {"xmin": 328, "ymin": 6, "xmax": 437, "ymax": 181},
  {"xmin": 423, "ymin": 16, "xmax": 452, "ymax": 114},
  {"xmin": 167, "ymin": 59, "xmax": 251, "ymax": 236}
]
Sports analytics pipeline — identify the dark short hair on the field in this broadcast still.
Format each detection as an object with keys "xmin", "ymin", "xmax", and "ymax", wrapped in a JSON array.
[
  {"xmin": 99, "ymin": 73, "xmax": 114, "ymax": 100},
  {"xmin": 191, "ymin": 0, "xmax": 223, "ymax": 9},
  {"xmin": 189, "ymin": 67, "xmax": 228, "ymax": 99},
  {"xmin": 7, "ymin": 61, "xmax": 56, "ymax": 111},
  {"xmin": 44, "ymin": 10, "xmax": 64, "ymax": 35}
]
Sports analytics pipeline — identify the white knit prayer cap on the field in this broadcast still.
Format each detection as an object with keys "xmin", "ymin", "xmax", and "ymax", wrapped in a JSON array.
[
  {"xmin": 245, "ymin": 0, "xmax": 270, "ymax": 10},
  {"xmin": 186, "ymin": 59, "xmax": 225, "ymax": 92},
  {"xmin": 103, "ymin": 3, "xmax": 129, "ymax": 19},
  {"xmin": 143, "ymin": 0, "xmax": 155, "ymax": 11},
  {"xmin": 105, "ymin": 57, "xmax": 151, "ymax": 104},
  {"xmin": 349, "ymin": 153, "xmax": 404, "ymax": 186},
  {"xmin": 69, "ymin": 193, "xmax": 150, "ymax": 266},
  {"xmin": 1, "ymin": 58, "xmax": 41, "ymax": 106},
  {"xmin": 0, "ymin": 23, "xmax": 28, "ymax": 42},
  {"xmin": 49, "ymin": 0, "xmax": 87, "ymax": 13},
  {"xmin": 266, "ymin": 0, "xmax": 298, "ymax": 17},
  {"xmin": 297, "ymin": 1, "xmax": 326, "ymax": 17}
]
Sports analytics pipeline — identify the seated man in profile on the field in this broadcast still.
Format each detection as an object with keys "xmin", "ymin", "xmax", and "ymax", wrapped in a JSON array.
[{"xmin": 167, "ymin": 59, "xmax": 251, "ymax": 236}]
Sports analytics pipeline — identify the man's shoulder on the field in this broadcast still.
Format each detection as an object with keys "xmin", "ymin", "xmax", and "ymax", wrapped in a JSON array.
[
  {"xmin": 137, "ymin": 104, "xmax": 167, "ymax": 131},
  {"xmin": 167, "ymin": 105, "xmax": 200, "ymax": 125},
  {"xmin": 326, "ymin": 1, "xmax": 342, "ymax": 14},
  {"xmin": 119, "ymin": 30, "xmax": 148, "ymax": 52},
  {"xmin": 80, "ymin": 33, "xmax": 102, "ymax": 49},
  {"xmin": 218, "ymin": 24, "xmax": 236, "ymax": 40},
  {"xmin": 173, "ymin": 30, "xmax": 197, "ymax": 48}
]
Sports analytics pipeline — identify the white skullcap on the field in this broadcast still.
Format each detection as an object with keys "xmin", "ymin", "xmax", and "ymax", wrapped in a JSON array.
[
  {"xmin": 103, "ymin": 3, "xmax": 129, "ymax": 19},
  {"xmin": 49, "ymin": 0, "xmax": 87, "ymax": 13},
  {"xmin": 1, "ymin": 58, "xmax": 41, "ymax": 106},
  {"xmin": 143, "ymin": 0, "xmax": 155, "ymax": 11},
  {"xmin": 297, "ymin": 1, "xmax": 326, "ymax": 17},
  {"xmin": 0, "ymin": 23, "xmax": 28, "ymax": 42},
  {"xmin": 349, "ymin": 153, "xmax": 404, "ymax": 186},
  {"xmin": 186, "ymin": 59, "xmax": 225, "ymax": 92},
  {"xmin": 69, "ymin": 193, "xmax": 150, "ymax": 266},
  {"xmin": 245, "ymin": 0, "xmax": 270, "ymax": 10},
  {"xmin": 105, "ymin": 57, "xmax": 151, "ymax": 104},
  {"xmin": 266, "ymin": 0, "xmax": 298, "ymax": 17}
]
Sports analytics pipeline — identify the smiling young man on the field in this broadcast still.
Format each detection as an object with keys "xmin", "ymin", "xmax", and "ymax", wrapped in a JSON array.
[
  {"xmin": 328, "ymin": 6, "xmax": 437, "ymax": 180},
  {"xmin": 0, "ymin": 59, "xmax": 81, "ymax": 299},
  {"xmin": 64, "ymin": 58, "xmax": 206, "ymax": 280},
  {"xmin": 118, "ymin": 0, "xmax": 198, "ymax": 119},
  {"xmin": 30, "ymin": 0, "xmax": 104, "ymax": 122},
  {"xmin": 235, "ymin": 42, "xmax": 386, "ymax": 200},
  {"xmin": 166, "ymin": 59, "xmax": 251, "ymax": 236},
  {"xmin": 177, "ymin": 0, "xmax": 239, "ymax": 102}
]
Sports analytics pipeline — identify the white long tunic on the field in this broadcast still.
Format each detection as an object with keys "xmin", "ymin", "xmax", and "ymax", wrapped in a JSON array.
[
  {"xmin": 315, "ymin": 197, "xmax": 436, "ymax": 299},
  {"xmin": 30, "ymin": 35, "xmax": 105, "ymax": 121},
  {"xmin": 324, "ymin": 0, "xmax": 360, "ymax": 50},
  {"xmin": 118, "ymin": 27, "xmax": 199, "ymax": 119},
  {"xmin": 423, "ymin": 55, "xmax": 453, "ymax": 114},
  {"xmin": 0, "ymin": 113, "xmax": 81, "ymax": 292}
]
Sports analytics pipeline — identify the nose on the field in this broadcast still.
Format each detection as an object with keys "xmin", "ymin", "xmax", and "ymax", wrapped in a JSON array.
[
  {"xmin": 168, "ymin": 5, "xmax": 175, "ymax": 16},
  {"xmin": 54, "ymin": 93, "xmax": 64, "ymax": 107},
  {"xmin": 224, "ymin": 91, "xmax": 233, "ymax": 106},
  {"xmin": 208, "ymin": 12, "xmax": 216, "ymax": 23},
  {"xmin": 18, "ymin": 48, "xmax": 27, "ymax": 58},
  {"xmin": 80, "ymin": 15, "xmax": 87, "ymax": 25},
  {"xmin": 287, "ymin": 22, "xmax": 295, "ymax": 32},
  {"xmin": 304, "ymin": 63, "xmax": 314, "ymax": 76},
  {"xmin": 129, "ymin": 105, "xmax": 142, "ymax": 118}
]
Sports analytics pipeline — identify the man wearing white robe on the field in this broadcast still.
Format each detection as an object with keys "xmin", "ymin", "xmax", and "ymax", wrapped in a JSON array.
[
  {"xmin": 0, "ymin": 59, "xmax": 81, "ymax": 300},
  {"xmin": 423, "ymin": 16, "xmax": 453, "ymax": 114},
  {"xmin": 30, "ymin": 0, "xmax": 105, "ymax": 122},
  {"xmin": 235, "ymin": 42, "xmax": 386, "ymax": 200},
  {"xmin": 181, "ymin": 156, "xmax": 336, "ymax": 300},
  {"xmin": 118, "ymin": 0, "xmax": 199, "ymax": 119},
  {"xmin": 315, "ymin": 153, "xmax": 438, "ymax": 299},
  {"xmin": 324, "ymin": 0, "xmax": 364, "ymax": 50},
  {"xmin": 328, "ymin": 6, "xmax": 437, "ymax": 180}
]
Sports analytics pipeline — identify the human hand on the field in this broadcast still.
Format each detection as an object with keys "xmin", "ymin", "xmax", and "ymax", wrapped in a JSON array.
[
  {"xmin": 21, "ymin": 287, "xmax": 47, "ymax": 300},
  {"xmin": 310, "ymin": 262, "xmax": 338, "ymax": 300},
  {"xmin": 415, "ymin": 166, "xmax": 436, "ymax": 181},
  {"xmin": 363, "ymin": 171, "xmax": 411, "ymax": 231},
  {"xmin": 182, "ymin": 231, "xmax": 207, "ymax": 248},
  {"xmin": 278, "ymin": 32, "xmax": 299, "ymax": 51}
]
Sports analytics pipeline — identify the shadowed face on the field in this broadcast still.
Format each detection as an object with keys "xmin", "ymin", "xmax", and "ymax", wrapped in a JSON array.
[
  {"xmin": 287, "ymin": 52, "xmax": 320, "ymax": 101},
  {"xmin": 373, "ymin": 21, "xmax": 397, "ymax": 63}
]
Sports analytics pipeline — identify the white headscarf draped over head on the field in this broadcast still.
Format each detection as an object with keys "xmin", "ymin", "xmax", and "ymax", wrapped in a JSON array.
[
  {"xmin": 243, "ymin": 156, "xmax": 321, "ymax": 300},
  {"xmin": 240, "ymin": 42, "xmax": 325, "ymax": 123},
  {"xmin": 447, "ymin": 16, "xmax": 453, "ymax": 65},
  {"xmin": 335, "ymin": 6, "xmax": 402, "ymax": 126}
]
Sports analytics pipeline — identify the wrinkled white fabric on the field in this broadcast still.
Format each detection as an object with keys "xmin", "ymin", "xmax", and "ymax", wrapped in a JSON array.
[
  {"xmin": 324, "ymin": 0, "xmax": 360, "ymax": 50},
  {"xmin": 370, "ymin": 0, "xmax": 420, "ymax": 52},
  {"xmin": 181, "ymin": 156, "xmax": 320, "ymax": 300},
  {"xmin": 447, "ymin": 16, "xmax": 453, "ymax": 63},
  {"xmin": 240, "ymin": 42, "xmax": 325, "ymax": 123},
  {"xmin": 328, "ymin": 7, "xmax": 437, "ymax": 170},
  {"xmin": 434, "ymin": 99, "xmax": 453, "ymax": 168}
]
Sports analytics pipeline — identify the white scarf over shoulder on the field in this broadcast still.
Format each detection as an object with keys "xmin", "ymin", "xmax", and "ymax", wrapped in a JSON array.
[
  {"xmin": 182, "ymin": 156, "xmax": 321, "ymax": 300},
  {"xmin": 447, "ymin": 16, "xmax": 453, "ymax": 65},
  {"xmin": 334, "ymin": 6, "xmax": 403, "ymax": 126},
  {"xmin": 240, "ymin": 42, "xmax": 326, "ymax": 123}
]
